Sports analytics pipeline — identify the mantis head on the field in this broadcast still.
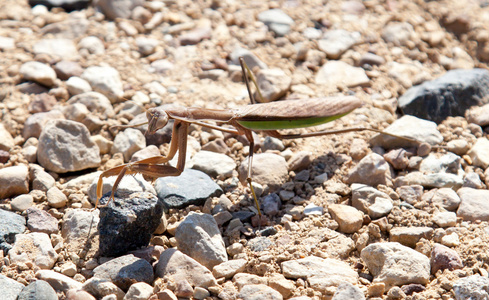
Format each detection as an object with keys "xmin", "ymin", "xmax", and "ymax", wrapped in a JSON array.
[{"xmin": 146, "ymin": 107, "xmax": 169, "ymax": 134}]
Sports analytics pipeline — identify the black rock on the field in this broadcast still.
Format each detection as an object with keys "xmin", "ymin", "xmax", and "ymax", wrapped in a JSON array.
[
  {"xmin": 98, "ymin": 191, "xmax": 163, "ymax": 257},
  {"xmin": 231, "ymin": 211, "xmax": 256, "ymax": 223},
  {"xmin": 0, "ymin": 209, "xmax": 26, "ymax": 254},
  {"xmin": 28, "ymin": 0, "xmax": 90, "ymax": 12},
  {"xmin": 399, "ymin": 68, "xmax": 489, "ymax": 124},
  {"xmin": 154, "ymin": 169, "xmax": 223, "ymax": 209}
]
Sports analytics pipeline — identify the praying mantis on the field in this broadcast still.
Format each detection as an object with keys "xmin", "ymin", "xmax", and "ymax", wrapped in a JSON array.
[{"xmin": 96, "ymin": 58, "xmax": 421, "ymax": 217}]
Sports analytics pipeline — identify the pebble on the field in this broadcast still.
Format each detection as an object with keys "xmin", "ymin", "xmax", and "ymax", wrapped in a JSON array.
[
  {"xmin": 303, "ymin": 203, "xmax": 323, "ymax": 216},
  {"xmin": 229, "ymin": 48, "xmax": 268, "ymax": 70},
  {"xmin": 125, "ymin": 282, "xmax": 154, "ymax": 300},
  {"xmin": 0, "ymin": 123, "xmax": 15, "ymax": 151},
  {"xmin": 318, "ymin": 30, "xmax": 361, "ymax": 59},
  {"xmin": 389, "ymin": 227, "xmax": 434, "ymax": 248},
  {"xmin": 237, "ymin": 284, "xmax": 283, "ymax": 300},
  {"xmin": 191, "ymin": 150, "xmax": 236, "ymax": 178},
  {"xmin": 66, "ymin": 76, "xmax": 92, "ymax": 95},
  {"xmin": 328, "ymin": 204, "xmax": 363, "ymax": 233},
  {"xmin": 136, "ymin": 37, "xmax": 159, "ymax": 56},
  {"xmin": 54, "ymin": 60, "xmax": 83, "ymax": 80},
  {"xmin": 212, "ymin": 259, "xmax": 247, "ymax": 279},
  {"xmin": 193, "ymin": 286, "xmax": 210, "ymax": 300},
  {"xmin": 9, "ymin": 232, "xmax": 57, "ymax": 269},
  {"xmin": 0, "ymin": 274, "xmax": 25, "ymax": 300},
  {"xmin": 467, "ymin": 138, "xmax": 489, "ymax": 168},
  {"xmin": 430, "ymin": 243, "xmax": 463, "ymax": 274},
  {"xmin": 33, "ymin": 38, "xmax": 78, "ymax": 60},
  {"xmin": 332, "ymin": 282, "xmax": 365, "ymax": 300},
  {"xmin": 111, "ymin": 128, "xmax": 146, "ymax": 162},
  {"xmin": 463, "ymin": 172, "xmax": 483, "ymax": 189},
  {"xmin": 155, "ymin": 169, "xmax": 223, "ymax": 209},
  {"xmin": 282, "ymin": 256, "xmax": 358, "ymax": 293},
  {"xmin": 11, "ymin": 194, "xmax": 34, "ymax": 211},
  {"xmin": 346, "ymin": 153, "xmax": 390, "ymax": 187},
  {"xmin": 155, "ymin": 248, "xmax": 217, "ymax": 288},
  {"xmin": 370, "ymin": 115, "xmax": 443, "ymax": 148},
  {"xmin": 61, "ymin": 209, "xmax": 99, "ymax": 254},
  {"xmin": 383, "ymin": 148, "xmax": 409, "ymax": 170},
  {"xmin": 351, "ymin": 184, "xmax": 393, "ymax": 219},
  {"xmin": 37, "ymin": 120, "xmax": 101, "ymax": 173},
  {"xmin": 247, "ymin": 237, "xmax": 273, "ymax": 252},
  {"xmin": 96, "ymin": 0, "xmax": 143, "ymax": 19},
  {"xmin": 382, "ymin": 22, "xmax": 415, "ymax": 46},
  {"xmin": 179, "ymin": 27, "xmax": 212, "ymax": 46},
  {"xmin": 0, "ymin": 165, "xmax": 29, "ymax": 199},
  {"xmin": 98, "ymin": 192, "xmax": 163, "ymax": 257},
  {"xmin": 175, "ymin": 212, "xmax": 228, "ymax": 270},
  {"xmin": 238, "ymin": 153, "xmax": 288, "ymax": 192},
  {"xmin": 150, "ymin": 59, "xmax": 174, "ymax": 74},
  {"xmin": 262, "ymin": 136, "xmax": 285, "ymax": 152},
  {"xmin": 23, "ymin": 110, "xmax": 66, "ymax": 140},
  {"xmin": 233, "ymin": 273, "xmax": 268, "ymax": 289},
  {"xmin": 29, "ymin": 93, "xmax": 57, "ymax": 114},
  {"xmin": 400, "ymin": 284, "xmax": 425, "ymax": 296},
  {"xmin": 399, "ymin": 68, "xmax": 489, "ymax": 123},
  {"xmin": 396, "ymin": 185, "xmax": 423, "ymax": 205},
  {"xmin": 254, "ymin": 68, "xmax": 291, "ymax": 102},
  {"xmin": 433, "ymin": 211, "xmax": 457, "ymax": 228},
  {"xmin": 361, "ymin": 242, "xmax": 430, "ymax": 288},
  {"xmin": 466, "ymin": 103, "xmax": 489, "ymax": 126},
  {"xmin": 453, "ymin": 275, "xmax": 489, "ymax": 300},
  {"xmin": 395, "ymin": 171, "xmax": 464, "ymax": 190},
  {"xmin": 26, "ymin": 207, "xmax": 58, "ymax": 234},
  {"xmin": 93, "ymin": 254, "xmax": 154, "ymax": 291},
  {"xmin": 315, "ymin": 61, "xmax": 370, "ymax": 88},
  {"xmin": 18, "ymin": 280, "xmax": 57, "ymax": 300},
  {"xmin": 67, "ymin": 92, "xmax": 115, "ymax": 119},
  {"xmin": 82, "ymin": 278, "xmax": 125, "ymax": 299},
  {"xmin": 0, "ymin": 36, "xmax": 15, "ymax": 50},
  {"xmin": 31, "ymin": 164, "xmax": 56, "ymax": 191},
  {"xmin": 419, "ymin": 153, "xmax": 462, "ymax": 174},
  {"xmin": 287, "ymin": 151, "xmax": 312, "ymax": 172},
  {"xmin": 257, "ymin": 9, "xmax": 294, "ymax": 36},
  {"xmin": 359, "ymin": 52, "xmax": 385, "ymax": 67},
  {"xmin": 20, "ymin": 61, "xmax": 57, "ymax": 87},
  {"xmin": 47, "ymin": 186, "xmax": 68, "ymax": 208},
  {"xmin": 78, "ymin": 36, "xmax": 105, "ymax": 54},
  {"xmin": 81, "ymin": 66, "xmax": 124, "ymax": 103},
  {"xmin": 456, "ymin": 187, "xmax": 489, "ymax": 221}
]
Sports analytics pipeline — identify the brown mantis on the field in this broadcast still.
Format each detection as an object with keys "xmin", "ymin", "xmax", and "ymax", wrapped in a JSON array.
[{"xmin": 96, "ymin": 58, "xmax": 421, "ymax": 217}]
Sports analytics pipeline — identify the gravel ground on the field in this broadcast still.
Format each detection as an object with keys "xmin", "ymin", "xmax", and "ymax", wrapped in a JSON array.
[{"xmin": 2, "ymin": 0, "xmax": 489, "ymax": 299}]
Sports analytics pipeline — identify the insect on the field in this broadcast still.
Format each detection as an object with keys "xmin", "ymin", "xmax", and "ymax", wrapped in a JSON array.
[{"xmin": 96, "ymin": 58, "xmax": 421, "ymax": 217}]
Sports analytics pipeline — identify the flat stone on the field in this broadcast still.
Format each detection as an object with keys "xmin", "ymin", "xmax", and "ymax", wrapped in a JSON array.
[
  {"xmin": 361, "ymin": 242, "xmax": 430, "ymax": 289},
  {"xmin": 11, "ymin": 194, "xmax": 34, "ymax": 212},
  {"xmin": 9, "ymin": 232, "xmax": 57, "ymax": 269},
  {"xmin": 26, "ymin": 207, "xmax": 58, "ymax": 234},
  {"xmin": 318, "ymin": 30, "xmax": 361, "ymax": 59},
  {"xmin": 467, "ymin": 138, "xmax": 489, "ymax": 168},
  {"xmin": 67, "ymin": 92, "xmax": 115, "ymax": 119},
  {"xmin": 370, "ymin": 115, "xmax": 443, "ymax": 148},
  {"xmin": 282, "ymin": 256, "xmax": 358, "ymax": 293},
  {"xmin": 351, "ymin": 184, "xmax": 392, "ymax": 219},
  {"xmin": 155, "ymin": 169, "xmax": 223, "ymax": 209},
  {"xmin": 315, "ymin": 61, "xmax": 369, "ymax": 88},
  {"xmin": 457, "ymin": 187, "xmax": 489, "ymax": 221},
  {"xmin": 0, "ymin": 165, "xmax": 29, "ymax": 199},
  {"xmin": 191, "ymin": 151, "xmax": 236, "ymax": 178},
  {"xmin": 328, "ymin": 204, "xmax": 363, "ymax": 233},
  {"xmin": 0, "ymin": 209, "xmax": 26, "ymax": 253},
  {"xmin": 346, "ymin": 153, "xmax": 390, "ymax": 187},
  {"xmin": 0, "ymin": 274, "xmax": 25, "ymax": 300},
  {"xmin": 389, "ymin": 227, "xmax": 434, "ymax": 248},
  {"xmin": 20, "ymin": 61, "xmax": 57, "ymax": 87},
  {"xmin": 37, "ymin": 120, "xmax": 101, "ymax": 173},
  {"xmin": 254, "ymin": 68, "xmax": 291, "ymax": 102},
  {"xmin": 382, "ymin": 22, "xmax": 415, "ymax": 46},
  {"xmin": 111, "ymin": 128, "xmax": 146, "ymax": 162},
  {"xmin": 257, "ymin": 9, "xmax": 294, "ymax": 36},
  {"xmin": 81, "ymin": 66, "xmax": 124, "ymax": 102},
  {"xmin": 154, "ymin": 248, "xmax": 217, "ymax": 288},
  {"xmin": 332, "ymin": 282, "xmax": 365, "ymax": 300},
  {"xmin": 61, "ymin": 209, "xmax": 99, "ymax": 255},
  {"xmin": 433, "ymin": 211, "xmax": 457, "ymax": 227},
  {"xmin": 93, "ymin": 254, "xmax": 154, "ymax": 291},
  {"xmin": 81, "ymin": 278, "xmax": 124, "ymax": 299},
  {"xmin": 175, "ymin": 212, "xmax": 228, "ymax": 270},
  {"xmin": 237, "ymin": 284, "xmax": 283, "ymax": 300},
  {"xmin": 23, "ymin": 110, "xmax": 65, "ymax": 140},
  {"xmin": 212, "ymin": 259, "xmax": 247, "ymax": 279},
  {"xmin": 238, "ymin": 153, "xmax": 288, "ymax": 192},
  {"xmin": 33, "ymin": 38, "xmax": 78, "ymax": 60},
  {"xmin": 18, "ymin": 280, "xmax": 57, "ymax": 300}
]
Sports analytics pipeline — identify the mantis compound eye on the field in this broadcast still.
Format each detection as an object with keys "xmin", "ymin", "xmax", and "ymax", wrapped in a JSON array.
[{"xmin": 146, "ymin": 109, "xmax": 169, "ymax": 134}]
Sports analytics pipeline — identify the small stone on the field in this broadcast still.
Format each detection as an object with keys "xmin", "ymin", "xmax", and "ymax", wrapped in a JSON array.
[
  {"xmin": 124, "ymin": 282, "xmax": 154, "ymax": 300},
  {"xmin": 453, "ymin": 275, "xmax": 489, "ymax": 300},
  {"xmin": 193, "ymin": 287, "xmax": 210, "ymax": 300},
  {"xmin": 33, "ymin": 39, "xmax": 78, "ymax": 60},
  {"xmin": 93, "ymin": 254, "xmax": 154, "ymax": 291},
  {"xmin": 457, "ymin": 187, "xmax": 489, "ymax": 221},
  {"xmin": 78, "ymin": 36, "xmax": 105, "ymax": 54},
  {"xmin": 81, "ymin": 66, "xmax": 123, "ymax": 103},
  {"xmin": 9, "ymin": 232, "xmax": 57, "ymax": 269},
  {"xmin": 430, "ymin": 243, "xmax": 463, "ymax": 274},
  {"xmin": 18, "ymin": 280, "xmax": 57, "ymax": 300},
  {"xmin": 254, "ymin": 68, "xmax": 291, "ymax": 102},
  {"xmin": 433, "ymin": 211, "xmax": 457, "ymax": 228},
  {"xmin": 0, "ymin": 274, "xmax": 26, "ymax": 300},
  {"xmin": 60, "ymin": 261, "xmax": 77, "ymax": 277},
  {"xmin": 0, "ymin": 165, "xmax": 29, "ymax": 199},
  {"xmin": 191, "ymin": 151, "xmax": 236, "ymax": 178},
  {"xmin": 467, "ymin": 138, "xmax": 489, "ymax": 168},
  {"xmin": 383, "ymin": 148, "xmax": 409, "ymax": 170},
  {"xmin": 257, "ymin": 9, "xmax": 294, "ymax": 36},
  {"xmin": 82, "ymin": 278, "xmax": 125, "ymax": 299},
  {"xmin": 20, "ymin": 61, "xmax": 57, "ymax": 87},
  {"xmin": 382, "ymin": 22, "xmax": 415, "ymax": 46},
  {"xmin": 315, "ymin": 61, "xmax": 369, "ymax": 88},
  {"xmin": 136, "ymin": 37, "xmax": 159, "ymax": 56},
  {"xmin": 47, "ymin": 186, "xmax": 68, "ymax": 208},
  {"xmin": 430, "ymin": 188, "xmax": 461, "ymax": 211},
  {"xmin": 318, "ymin": 29, "xmax": 361, "ymax": 59},
  {"xmin": 212, "ymin": 259, "xmax": 247, "ymax": 279},
  {"xmin": 175, "ymin": 212, "xmax": 227, "ymax": 270},
  {"xmin": 332, "ymin": 282, "xmax": 365, "ymax": 300},
  {"xmin": 66, "ymin": 76, "xmax": 92, "ymax": 95},
  {"xmin": 287, "ymin": 151, "xmax": 312, "ymax": 172},
  {"xmin": 111, "ymin": 128, "xmax": 146, "ymax": 162},
  {"xmin": 11, "ymin": 194, "xmax": 34, "ymax": 211},
  {"xmin": 239, "ymin": 153, "xmax": 288, "ymax": 192},
  {"xmin": 262, "ymin": 193, "xmax": 282, "ymax": 216},
  {"xmin": 54, "ymin": 60, "xmax": 83, "ymax": 80},
  {"xmin": 238, "ymin": 284, "xmax": 283, "ymax": 300},
  {"xmin": 303, "ymin": 203, "xmax": 323, "ymax": 216},
  {"xmin": 346, "ymin": 153, "xmax": 390, "ymax": 187},
  {"xmin": 389, "ymin": 227, "xmax": 434, "ymax": 248},
  {"xmin": 328, "ymin": 204, "xmax": 363, "ymax": 233}
]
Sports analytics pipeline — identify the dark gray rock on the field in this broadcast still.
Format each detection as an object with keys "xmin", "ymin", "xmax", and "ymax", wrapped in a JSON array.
[
  {"xmin": 92, "ymin": 254, "xmax": 154, "ymax": 291},
  {"xmin": 98, "ymin": 191, "xmax": 163, "ymax": 257},
  {"xmin": 154, "ymin": 169, "xmax": 223, "ymax": 209},
  {"xmin": 18, "ymin": 280, "xmax": 57, "ymax": 300},
  {"xmin": 28, "ymin": 0, "xmax": 90, "ymax": 12},
  {"xmin": 0, "ymin": 209, "xmax": 26, "ymax": 254},
  {"xmin": 231, "ymin": 211, "xmax": 256, "ymax": 222},
  {"xmin": 399, "ymin": 69, "xmax": 489, "ymax": 123}
]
